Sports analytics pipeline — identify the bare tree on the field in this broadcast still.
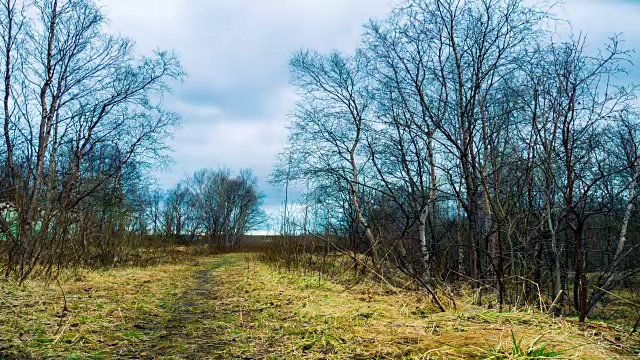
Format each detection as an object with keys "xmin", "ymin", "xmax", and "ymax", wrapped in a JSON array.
[
  {"xmin": 0, "ymin": 0, "xmax": 183, "ymax": 281},
  {"xmin": 283, "ymin": 50, "xmax": 382, "ymax": 265}
]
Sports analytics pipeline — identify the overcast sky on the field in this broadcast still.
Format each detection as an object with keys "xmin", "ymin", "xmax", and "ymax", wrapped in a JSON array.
[{"xmin": 101, "ymin": 0, "xmax": 640, "ymax": 226}]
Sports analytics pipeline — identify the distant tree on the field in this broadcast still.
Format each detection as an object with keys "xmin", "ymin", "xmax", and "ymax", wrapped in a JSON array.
[{"xmin": 164, "ymin": 168, "xmax": 267, "ymax": 247}]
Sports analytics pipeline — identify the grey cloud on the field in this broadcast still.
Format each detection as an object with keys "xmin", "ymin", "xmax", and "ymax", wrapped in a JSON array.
[
  {"xmin": 175, "ymin": 81, "xmax": 285, "ymax": 119},
  {"xmin": 103, "ymin": 0, "xmax": 398, "ymax": 190}
]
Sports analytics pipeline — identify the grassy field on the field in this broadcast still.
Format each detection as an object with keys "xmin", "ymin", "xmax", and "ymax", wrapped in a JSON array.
[{"xmin": 0, "ymin": 253, "xmax": 638, "ymax": 359}]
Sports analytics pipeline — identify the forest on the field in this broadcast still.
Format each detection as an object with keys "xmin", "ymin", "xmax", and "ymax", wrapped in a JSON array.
[
  {"xmin": 0, "ymin": 0, "xmax": 639, "ymax": 358},
  {"xmin": 272, "ymin": 0, "xmax": 640, "ymax": 324}
]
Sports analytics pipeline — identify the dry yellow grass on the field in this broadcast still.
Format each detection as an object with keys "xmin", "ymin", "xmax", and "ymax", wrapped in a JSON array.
[
  {"xmin": 0, "ymin": 253, "xmax": 638, "ymax": 359},
  {"xmin": 0, "ymin": 260, "xmax": 199, "ymax": 358},
  {"xmin": 210, "ymin": 255, "xmax": 638, "ymax": 359}
]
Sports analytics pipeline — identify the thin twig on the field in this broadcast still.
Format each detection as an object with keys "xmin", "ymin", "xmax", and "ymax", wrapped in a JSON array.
[{"xmin": 56, "ymin": 278, "xmax": 68, "ymax": 314}]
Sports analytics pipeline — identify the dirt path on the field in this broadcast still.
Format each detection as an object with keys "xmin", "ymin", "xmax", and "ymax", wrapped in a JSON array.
[{"xmin": 119, "ymin": 259, "xmax": 234, "ymax": 359}]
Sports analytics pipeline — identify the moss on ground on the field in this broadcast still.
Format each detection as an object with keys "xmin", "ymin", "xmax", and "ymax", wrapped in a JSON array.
[{"xmin": 0, "ymin": 253, "xmax": 638, "ymax": 359}]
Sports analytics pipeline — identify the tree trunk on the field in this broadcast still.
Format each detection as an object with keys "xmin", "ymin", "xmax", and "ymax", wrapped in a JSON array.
[
  {"xmin": 586, "ymin": 158, "xmax": 639, "ymax": 316},
  {"xmin": 457, "ymin": 191, "xmax": 465, "ymax": 277},
  {"xmin": 546, "ymin": 197, "xmax": 562, "ymax": 313},
  {"xmin": 418, "ymin": 207, "xmax": 431, "ymax": 285}
]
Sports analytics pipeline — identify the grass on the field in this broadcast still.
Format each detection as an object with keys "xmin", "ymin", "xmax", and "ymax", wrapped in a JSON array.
[
  {"xmin": 481, "ymin": 331, "xmax": 561, "ymax": 359},
  {"xmin": 0, "ymin": 253, "xmax": 638, "ymax": 359},
  {"xmin": 0, "ymin": 259, "xmax": 198, "ymax": 358}
]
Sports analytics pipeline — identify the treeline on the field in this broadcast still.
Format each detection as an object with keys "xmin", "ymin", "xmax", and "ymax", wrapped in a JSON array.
[
  {"xmin": 148, "ymin": 168, "xmax": 266, "ymax": 247},
  {"xmin": 0, "ymin": 0, "xmax": 183, "ymax": 283},
  {"xmin": 273, "ymin": 0, "xmax": 640, "ymax": 322}
]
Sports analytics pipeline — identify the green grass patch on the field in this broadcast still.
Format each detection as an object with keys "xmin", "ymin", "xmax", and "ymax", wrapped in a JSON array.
[{"xmin": 482, "ymin": 331, "xmax": 561, "ymax": 359}]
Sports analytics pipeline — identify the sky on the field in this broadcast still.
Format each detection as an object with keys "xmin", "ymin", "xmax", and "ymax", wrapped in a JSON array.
[{"xmin": 101, "ymin": 0, "xmax": 640, "ymax": 229}]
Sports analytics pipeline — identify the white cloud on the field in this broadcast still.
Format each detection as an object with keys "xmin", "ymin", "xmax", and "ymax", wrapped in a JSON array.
[
  {"xmin": 171, "ymin": 100, "xmax": 224, "ymax": 119},
  {"xmin": 556, "ymin": 0, "xmax": 640, "ymax": 47}
]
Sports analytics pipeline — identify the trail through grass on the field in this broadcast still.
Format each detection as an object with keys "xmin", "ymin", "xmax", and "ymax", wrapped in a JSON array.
[{"xmin": 0, "ymin": 253, "xmax": 638, "ymax": 359}]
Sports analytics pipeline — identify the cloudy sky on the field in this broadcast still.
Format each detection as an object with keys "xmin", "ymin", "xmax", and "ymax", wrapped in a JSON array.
[{"xmin": 101, "ymin": 0, "xmax": 640, "ymax": 226}]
